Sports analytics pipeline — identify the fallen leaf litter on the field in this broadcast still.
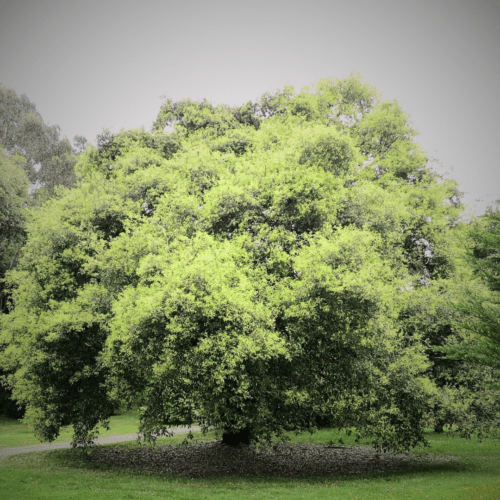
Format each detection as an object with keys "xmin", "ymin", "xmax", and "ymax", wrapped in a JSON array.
[{"xmin": 90, "ymin": 441, "xmax": 458, "ymax": 478}]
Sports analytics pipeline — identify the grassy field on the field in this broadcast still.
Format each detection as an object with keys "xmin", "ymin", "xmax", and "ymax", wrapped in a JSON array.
[
  {"xmin": 1, "ymin": 421, "xmax": 500, "ymax": 499},
  {"xmin": 0, "ymin": 409, "xmax": 142, "ymax": 449}
]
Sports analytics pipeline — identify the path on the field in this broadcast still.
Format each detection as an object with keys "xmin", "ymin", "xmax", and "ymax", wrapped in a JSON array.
[{"xmin": 0, "ymin": 426, "xmax": 200, "ymax": 457}]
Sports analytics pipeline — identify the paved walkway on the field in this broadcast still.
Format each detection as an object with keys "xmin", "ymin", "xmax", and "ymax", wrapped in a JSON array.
[{"xmin": 0, "ymin": 426, "xmax": 200, "ymax": 457}]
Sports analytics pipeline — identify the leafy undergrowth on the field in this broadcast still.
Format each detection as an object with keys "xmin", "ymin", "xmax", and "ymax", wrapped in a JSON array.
[
  {"xmin": 0, "ymin": 409, "xmax": 141, "ymax": 448},
  {"xmin": 1, "ymin": 428, "xmax": 500, "ymax": 499}
]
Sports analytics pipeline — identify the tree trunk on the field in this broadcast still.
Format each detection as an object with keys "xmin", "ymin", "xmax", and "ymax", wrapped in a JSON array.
[
  {"xmin": 315, "ymin": 415, "xmax": 331, "ymax": 429},
  {"xmin": 222, "ymin": 425, "xmax": 251, "ymax": 446},
  {"xmin": 434, "ymin": 420, "xmax": 445, "ymax": 433}
]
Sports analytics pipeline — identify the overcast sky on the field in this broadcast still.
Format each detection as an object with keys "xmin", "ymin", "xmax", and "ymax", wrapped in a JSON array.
[{"xmin": 1, "ymin": 0, "xmax": 499, "ymax": 217}]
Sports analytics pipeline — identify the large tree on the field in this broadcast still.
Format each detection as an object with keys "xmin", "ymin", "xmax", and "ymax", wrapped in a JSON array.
[{"xmin": 1, "ymin": 75, "xmax": 466, "ymax": 452}]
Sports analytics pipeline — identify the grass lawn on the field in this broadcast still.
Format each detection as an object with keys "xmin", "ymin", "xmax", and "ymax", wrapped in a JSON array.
[
  {"xmin": 1, "ymin": 426, "xmax": 500, "ymax": 499},
  {"xmin": 0, "ymin": 409, "xmax": 142, "ymax": 449}
]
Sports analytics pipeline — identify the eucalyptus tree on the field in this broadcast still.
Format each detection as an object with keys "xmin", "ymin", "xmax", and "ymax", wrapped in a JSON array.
[{"xmin": 0, "ymin": 84, "xmax": 84, "ymax": 195}]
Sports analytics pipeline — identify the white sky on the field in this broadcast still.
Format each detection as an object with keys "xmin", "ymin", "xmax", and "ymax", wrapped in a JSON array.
[{"xmin": 1, "ymin": 0, "xmax": 499, "ymax": 217}]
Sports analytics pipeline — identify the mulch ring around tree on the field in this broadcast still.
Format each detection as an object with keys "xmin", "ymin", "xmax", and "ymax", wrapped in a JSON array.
[{"xmin": 90, "ymin": 441, "xmax": 459, "ymax": 478}]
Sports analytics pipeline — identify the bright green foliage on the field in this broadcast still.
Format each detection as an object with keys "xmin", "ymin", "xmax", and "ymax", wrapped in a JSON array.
[
  {"xmin": 0, "ymin": 182, "xmax": 133, "ymax": 437},
  {"xmin": 1, "ymin": 75, "xmax": 466, "ymax": 452},
  {"xmin": 153, "ymin": 97, "xmax": 260, "ymax": 136}
]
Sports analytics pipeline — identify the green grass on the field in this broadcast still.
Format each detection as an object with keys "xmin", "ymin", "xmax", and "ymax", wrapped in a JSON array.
[
  {"xmin": 0, "ymin": 409, "xmax": 141, "ymax": 448},
  {"xmin": 1, "ymin": 426, "xmax": 500, "ymax": 499}
]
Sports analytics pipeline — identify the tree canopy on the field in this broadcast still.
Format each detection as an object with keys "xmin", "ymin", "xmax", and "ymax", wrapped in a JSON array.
[{"xmin": 1, "ymin": 75, "xmax": 473, "ymax": 452}]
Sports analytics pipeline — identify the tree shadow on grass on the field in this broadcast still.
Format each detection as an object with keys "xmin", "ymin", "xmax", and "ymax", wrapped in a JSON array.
[{"xmin": 86, "ymin": 441, "xmax": 464, "ymax": 480}]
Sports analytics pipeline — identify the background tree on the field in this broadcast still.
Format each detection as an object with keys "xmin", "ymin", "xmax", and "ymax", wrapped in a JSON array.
[
  {"xmin": 1, "ymin": 75, "xmax": 472, "ymax": 452},
  {"xmin": 0, "ymin": 148, "xmax": 29, "ymax": 417},
  {"xmin": 398, "ymin": 271, "xmax": 500, "ymax": 439},
  {"xmin": 434, "ymin": 208, "xmax": 500, "ymax": 371},
  {"xmin": 0, "ymin": 84, "xmax": 85, "ymax": 196},
  {"xmin": 0, "ymin": 85, "xmax": 37, "ymax": 178},
  {"xmin": 0, "ymin": 148, "xmax": 28, "ymax": 312}
]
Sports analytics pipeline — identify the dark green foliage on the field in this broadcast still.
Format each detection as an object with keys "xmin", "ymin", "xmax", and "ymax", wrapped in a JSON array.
[
  {"xmin": 0, "ymin": 149, "xmax": 28, "ymax": 309},
  {"xmin": 397, "ymin": 282, "xmax": 500, "ymax": 438},
  {"xmin": 0, "ymin": 149, "xmax": 29, "ymax": 416},
  {"xmin": 436, "ymin": 209, "xmax": 500, "ymax": 372},
  {"xmin": 469, "ymin": 209, "xmax": 500, "ymax": 292},
  {"xmin": 152, "ymin": 98, "xmax": 260, "ymax": 137},
  {"xmin": 0, "ymin": 371, "xmax": 25, "ymax": 418}
]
